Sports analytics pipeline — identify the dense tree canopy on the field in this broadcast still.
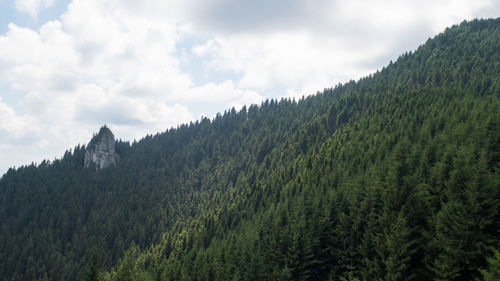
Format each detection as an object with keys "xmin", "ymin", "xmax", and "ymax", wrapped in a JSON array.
[{"xmin": 0, "ymin": 18, "xmax": 499, "ymax": 281}]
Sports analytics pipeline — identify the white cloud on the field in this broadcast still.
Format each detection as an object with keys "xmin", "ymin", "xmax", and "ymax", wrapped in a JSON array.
[
  {"xmin": 186, "ymin": 80, "xmax": 263, "ymax": 109},
  {"xmin": 0, "ymin": 97, "xmax": 27, "ymax": 138},
  {"xmin": 191, "ymin": 0, "xmax": 496, "ymax": 95},
  {"xmin": 14, "ymin": 0, "xmax": 55, "ymax": 17},
  {"xmin": 192, "ymin": 30, "xmax": 387, "ymax": 95}
]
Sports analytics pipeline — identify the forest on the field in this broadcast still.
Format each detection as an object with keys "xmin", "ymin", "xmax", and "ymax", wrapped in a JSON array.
[{"xmin": 0, "ymin": 18, "xmax": 499, "ymax": 281}]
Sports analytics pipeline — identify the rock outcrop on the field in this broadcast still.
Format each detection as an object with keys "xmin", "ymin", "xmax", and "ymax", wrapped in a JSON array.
[{"xmin": 84, "ymin": 125, "xmax": 116, "ymax": 170}]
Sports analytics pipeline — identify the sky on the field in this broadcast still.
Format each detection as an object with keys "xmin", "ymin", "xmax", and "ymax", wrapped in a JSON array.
[{"xmin": 0, "ymin": 0, "xmax": 499, "ymax": 175}]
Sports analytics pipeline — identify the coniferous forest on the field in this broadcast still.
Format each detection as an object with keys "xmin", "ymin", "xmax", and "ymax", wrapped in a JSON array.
[{"xmin": 1, "ymin": 18, "xmax": 500, "ymax": 281}]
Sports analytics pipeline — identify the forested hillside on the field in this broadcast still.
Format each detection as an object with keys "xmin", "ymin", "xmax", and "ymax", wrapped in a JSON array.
[{"xmin": 1, "ymin": 18, "xmax": 499, "ymax": 281}]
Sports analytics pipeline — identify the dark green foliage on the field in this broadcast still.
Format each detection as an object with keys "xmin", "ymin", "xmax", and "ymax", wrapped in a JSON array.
[
  {"xmin": 479, "ymin": 249, "xmax": 500, "ymax": 281},
  {"xmin": 85, "ymin": 248, "xmax": 101, "ymax": 281},
  {"xmin": 1, "ymin": 18, "xmax": 500, "ymax": 281}
]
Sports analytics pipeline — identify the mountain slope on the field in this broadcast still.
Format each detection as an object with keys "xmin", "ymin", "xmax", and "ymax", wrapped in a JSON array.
[{"xmin": 1, "ymin": 18, "xmax": 499, "ymax": 281}]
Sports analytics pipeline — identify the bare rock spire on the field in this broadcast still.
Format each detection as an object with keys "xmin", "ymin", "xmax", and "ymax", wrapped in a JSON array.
[{"xmin": 84, "ymin": 125, "xmax": 116, "ymax": 170}]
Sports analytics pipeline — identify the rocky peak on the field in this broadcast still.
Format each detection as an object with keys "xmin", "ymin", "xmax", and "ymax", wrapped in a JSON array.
[{"xmin": 84, "ymin": 125, "xmax": 116, "ymax": 170}]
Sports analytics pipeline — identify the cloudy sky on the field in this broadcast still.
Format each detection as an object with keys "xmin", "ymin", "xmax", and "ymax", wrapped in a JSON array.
[{"xmin": 0, "ymin": 0, "xmax": 499, "ymax": 174}]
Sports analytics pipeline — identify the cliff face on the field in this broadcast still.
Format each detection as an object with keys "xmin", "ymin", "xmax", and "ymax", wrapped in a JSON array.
[{"xmin": 84, "ymin": 126, "xmax": 116, "ymax": 170}]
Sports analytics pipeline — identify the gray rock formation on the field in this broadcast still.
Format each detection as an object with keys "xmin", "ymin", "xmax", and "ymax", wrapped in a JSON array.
[{"xmin": 84, "ymin": 125, "xmax": 116, "ymax": 170}]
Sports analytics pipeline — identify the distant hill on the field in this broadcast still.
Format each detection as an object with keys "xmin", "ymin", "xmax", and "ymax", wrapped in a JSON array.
[{"xmin": 0, "ymin": 18, "xmax": 499, "ymax": 281}]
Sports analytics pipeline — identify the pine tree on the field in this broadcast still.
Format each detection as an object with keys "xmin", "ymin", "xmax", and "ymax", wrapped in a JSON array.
[
  {"xmin": 479, "ymin": 249, "xmax": 500, "ymax": 281},
  {"xmin": 85, "ymin": 248, "xmax": 101, "ymax": 281}
]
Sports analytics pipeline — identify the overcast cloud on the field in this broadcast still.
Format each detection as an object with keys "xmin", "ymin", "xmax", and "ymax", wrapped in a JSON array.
[{"xmin": 0, "ymin": 0, "xmax": 498, "ymax": 174}]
